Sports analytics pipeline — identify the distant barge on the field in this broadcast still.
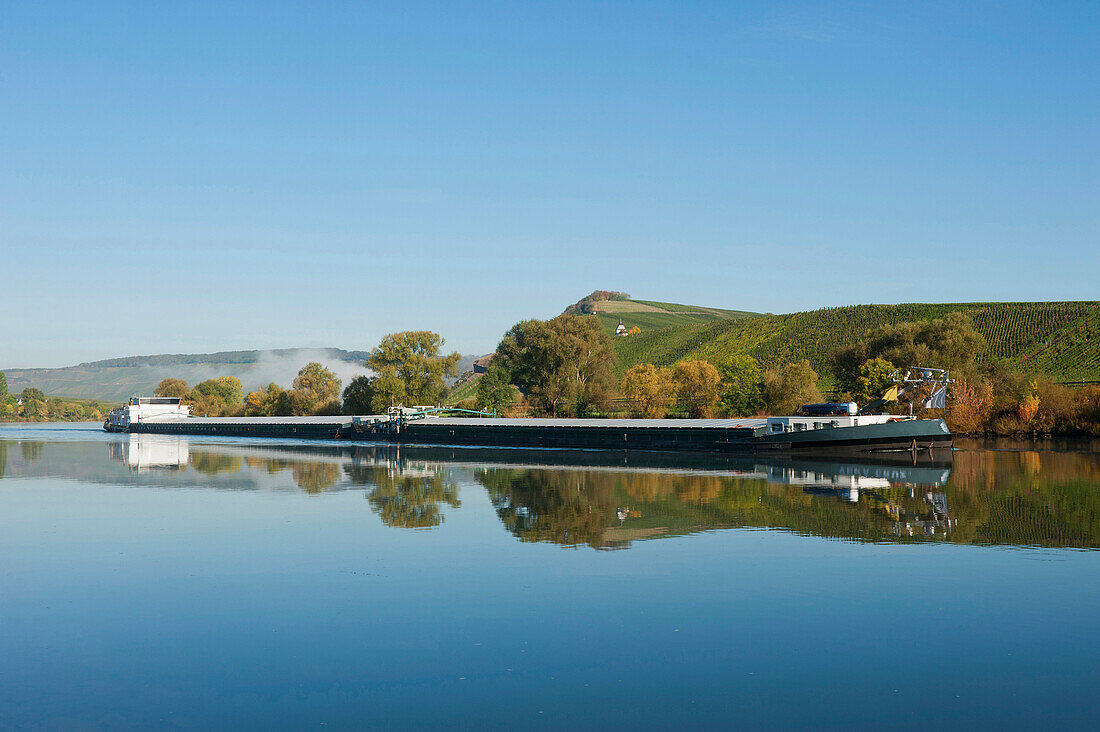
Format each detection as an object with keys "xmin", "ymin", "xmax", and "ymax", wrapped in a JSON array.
[{"xmin": 106, "ymin": 398, "xmax": 952, "ymax": 455}]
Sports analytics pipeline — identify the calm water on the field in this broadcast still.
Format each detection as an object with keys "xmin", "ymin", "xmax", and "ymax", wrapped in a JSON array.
[{"xmin": 1, "ymin": 424, "xmax": 1099, "ymax": 730}]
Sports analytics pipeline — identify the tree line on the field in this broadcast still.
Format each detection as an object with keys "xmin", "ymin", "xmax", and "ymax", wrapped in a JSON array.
[
  {"xmin": 153, "ymin": 330, "xmax": 462, "ymax": 417},
  {"xmin": 458, "ymin": 310, "xmax": 1100, "ymax": 435},
  {"xmin": 0, "ymin": 373, "xmax": 113, "ymax": 422}
]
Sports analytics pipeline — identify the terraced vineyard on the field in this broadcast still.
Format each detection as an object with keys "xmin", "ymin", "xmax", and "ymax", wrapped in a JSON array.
[{"xmin": 612, "ymin": 301, "xmax": 1100, "ymax": 383}]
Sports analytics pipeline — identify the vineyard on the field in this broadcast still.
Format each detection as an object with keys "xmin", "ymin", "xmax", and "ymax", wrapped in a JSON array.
[
  {"xmin": 564, "ymin": 293, "xmax": 758, "ymax": 337},
  {"xmin": 612, "ymin": 301, "xmax": 1100, "ymax": 383}
]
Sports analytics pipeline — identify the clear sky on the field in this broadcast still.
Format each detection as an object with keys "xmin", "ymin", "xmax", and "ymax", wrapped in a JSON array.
[{"xmin": 2, "ymin": 1, "xmax": 1097, "ymax": 367}]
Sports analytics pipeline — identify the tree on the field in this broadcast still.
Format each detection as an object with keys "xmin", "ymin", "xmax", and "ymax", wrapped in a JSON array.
[
  {"xmin": 0, "ymin": 370, "xmax": 7, "ymax": 398},
  {"xmin": 370, "ymin": 368, "xmax": 407, "ymax": 413},
  {"xmin": 475, "ymin": 363, "xmax": 515, "ymax": 415},
  {"xmin": 497, "ymin": 315, "xmax": 616, "ymax": 416},
  {"xmin": 292, "ymin": 362, "xmax": 342, "ymax": 414},
  {"xmin": 342, "ymin": 375, "xmax": 376, "ymax": 414},
  {"xmin": 366, "ymin": 331, "xmax": 460, "ymax": 406},
  {"xmin": 244, "ymin": 382, "xmax": 291, "ymax": 416},
  {"xmin": 718, "ymin": 355, "xmax": 765, "ymax": 416},
  {"xmin": 835, "ymin": 312, "xmax": 986, "ymax": 388},
  {"xmin": 154, "ymin": 378, "xmax": 189, "ymax": 399},
  {"xmin": 672, "ymin": 360, "xmax": 722, "ymax": 418},
  {"xmin": 853, "ymin": 358, "xmax": 896, "ymax": 406},
  {"xmin": 619, "ymin": 364, "xmax": 675, "ymax": 418},
  {"xmin": 188, "ymin": 377, "xmax": 243, "ymax": 416},
  {"xmin": 762, "ymin": 360, "xmax": 822, "ymax": 415},
  {"xmin": 21, "ymin": 387, "xmax": 46, "ymax": 403}
]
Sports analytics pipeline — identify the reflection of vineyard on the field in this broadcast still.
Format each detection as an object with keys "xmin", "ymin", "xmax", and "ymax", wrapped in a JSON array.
[
  {"xmin": 344, "ymin": 465, "xmax": 460, "ymax": 528},
  {"xmin": 476, "ymin": 449, "xmax": 1100, "ymax": 549}
]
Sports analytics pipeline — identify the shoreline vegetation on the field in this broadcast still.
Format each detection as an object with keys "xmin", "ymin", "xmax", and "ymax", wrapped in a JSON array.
[{"xmin": 4, "ymin": 296, "xmax": 1099, "ymax": 436}]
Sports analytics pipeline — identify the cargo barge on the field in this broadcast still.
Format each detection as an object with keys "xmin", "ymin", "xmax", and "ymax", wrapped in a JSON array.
[{"xmin": 106, "ymin": 397, "xmax": 952, "ymax": 455}]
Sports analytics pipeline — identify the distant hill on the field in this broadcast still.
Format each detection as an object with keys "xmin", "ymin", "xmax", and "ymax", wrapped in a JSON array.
[
  {"xmin": 611, "ymin": 301, "xmax": 1100, "ymax": 385},
  {"xmin": 2, "ymin": 348, "xmax": 373, "ymax": 402},
  {"xmin": 563, "ymin": 291, "xmax": 759, "ymax": 335},
  {"xmin": 4, "ymin": 349, "xmax": 482, "ymax": 402}
]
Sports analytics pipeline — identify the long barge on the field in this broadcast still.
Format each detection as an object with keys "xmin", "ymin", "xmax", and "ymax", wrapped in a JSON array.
[{"xmin": 106, "ymin": 397, "xmax": 952, "ymax": 455}]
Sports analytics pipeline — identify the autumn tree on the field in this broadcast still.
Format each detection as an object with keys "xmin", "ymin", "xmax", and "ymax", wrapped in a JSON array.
[
  {"xmin": 620, "ymin": 364, "xmax": 675, "ymax": 418},
  {"xmin": 717, "ymin": 355, "xmax": 765, "ymax": 416},
  {"xmin": 366, "ymin": 331, "xmax": 460, "ymax": 406},
  {"xmin": 244, "ymin": 382, "xmax": 292, "ymax": 416},
  {"xmin": 762, "ymin": 360, "xmax": 822, "ymax": 415},
  {"xmin": 291, "ymin": 362, "xmax": 342, "ymax": 414},
  {"xmin": 496, "ymin": 314, "xmax": 616, "ymax": 416},
  {"xmin": 672, "ymin": 360, "xmax": 722, "ymax": 418},
  {"xmin": 154, "ymin": 378, "xmax": 189, "ymax": 399},
  {"xmin": 475, "ymin": 363, "xmax": 515, "ymax": 415}
]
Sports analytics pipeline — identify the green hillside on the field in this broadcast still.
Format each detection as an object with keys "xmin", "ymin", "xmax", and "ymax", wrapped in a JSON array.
[
  {"xmin": 572, "ymin": 295, "xmax": 758, "ymax": 335},
  {"xmin": 612, "ymin": 301, "xmax": 1100, "ymax": 384}
]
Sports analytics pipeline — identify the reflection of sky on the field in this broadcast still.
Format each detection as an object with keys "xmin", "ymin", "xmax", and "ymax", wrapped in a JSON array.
[{"xmin": 1, "ymin": 429, "xmax": 1099, "ymax": 728}]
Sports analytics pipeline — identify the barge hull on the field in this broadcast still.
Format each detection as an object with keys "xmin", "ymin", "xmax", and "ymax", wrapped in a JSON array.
[{"xmin": 123, "ymin": 416, "xmax": 952, "ymax": 455}]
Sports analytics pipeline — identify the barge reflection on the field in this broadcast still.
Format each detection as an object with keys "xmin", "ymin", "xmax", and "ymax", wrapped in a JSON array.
[{"xmin": 41, "ymin": 433, "xmax": 1093, "ymax": 550}]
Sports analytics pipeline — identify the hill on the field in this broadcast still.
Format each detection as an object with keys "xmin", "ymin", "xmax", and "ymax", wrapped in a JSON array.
[
  {"xmin": 611, "ymin": 301, "xmax": 1100, "ymax": 385},
  {"xmin": 563, "ymin": 291, "xmax": 759, "ymax": 335},
  {"xmin": 5, "ymin": 348, "xmax": 481, "ymax": 402},
  {"xmin": 2, "ymin": 349, "xmax": 378, "ymax": 402}
]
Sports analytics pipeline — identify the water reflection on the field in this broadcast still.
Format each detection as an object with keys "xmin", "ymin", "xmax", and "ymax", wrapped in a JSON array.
[
  {"xmin": 345, "ymin": 464, "xmax": 460, "ymax": 528},
  {"xmin": 2, "ymin": 431, "xmax": 1097, "ymax": 550}
]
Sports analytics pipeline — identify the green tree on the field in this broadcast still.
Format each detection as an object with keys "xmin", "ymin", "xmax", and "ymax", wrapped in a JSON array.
[
  {"xmin": 496, "ymin": 314, "xmax": 616, "ymax": 416},
  {"xmin": 188, "ymin": 377, "xmax": 243, "ymax": 416},
  {"xmin": 475, "ymin": 364, "xmax": 515, "ymax": 415},
  {"xmin": 835, "ymin": 312, "xmax": 986, "ymax": 388},
  {"xmin": 20, "ymin": 387, "xmax": 45, "ymax": 403},
  {"xmin": 763, "ymin": 360, "xmax": 823, "ymax": 415},
  {"xmin": 291, "ymin": 362, "xmax": 342, "ymax": 414},
  {"xmin": 342, "ymin": 375, "xmax": 376, "ymax": 414},
  {"xmin": 366, "ymin": 331, "xmax": 460, "ymax": 406},
  {"xmin": 718, "ymin": 355, "xmax": 765, "ymax": 417},
  {"xmin": 370, "ymin": 368, "xmax": 407, "ymax": 412},
  {"xmin": 154, "ymin": 378, "xmax": 189, "ymax": 399},
  {"xmin": 672, "ymin": 360, "xmax": 723, "ymax": 418},
  {"xmin": 853, "ymin": 357, "xmax": 896, "ymax": 406},
  {"xmin": 0, "ymin": 370, "xmax": 7, "ymax": 397},
  {"xmin": 619, "ymin": 363, "xmax": 675, "ymax": 418}
]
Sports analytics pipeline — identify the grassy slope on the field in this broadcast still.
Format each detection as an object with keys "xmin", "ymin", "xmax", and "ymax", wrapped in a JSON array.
[
  {"xmin": 592, "ymin": 298, "xmax": 758, "ymax": 336},
  {"xmin": 612, "ymin": 301, "xmax": 1100, "ymax": 383}
]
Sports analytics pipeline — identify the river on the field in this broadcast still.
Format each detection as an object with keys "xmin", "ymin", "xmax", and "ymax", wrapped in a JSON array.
[{"xmin": 1, "ymin": 423, "xmax": 1098, "ymax": 730}]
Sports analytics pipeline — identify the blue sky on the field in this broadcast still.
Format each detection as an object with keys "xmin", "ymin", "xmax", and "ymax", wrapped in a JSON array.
[{"xmin": 2, "ymin": 1, "xmax": 1097, "ymax": 367}]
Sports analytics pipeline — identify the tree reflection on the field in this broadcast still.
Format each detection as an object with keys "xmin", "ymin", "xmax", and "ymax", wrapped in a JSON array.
[
  {"xmin": 473, "ymin": 450, "xmax": 1100, "ymax": 550},
  {"xmin": 478, "ymin": 468, "xmax": 619, "ymax": 548},
  {"xmin": 189, "ymin": 452, "xmax": 243, "ymax": 476},
  {"xmin": 291, "ymin": 462, "xmax": 341, "ymax": 494},
  {"xmin": 345, "ymin": 464, "xmax": 459, "ymax": 528},
  {"xmin": 20, "ymin": 441, "xmax": 43, "ymax": 462}
]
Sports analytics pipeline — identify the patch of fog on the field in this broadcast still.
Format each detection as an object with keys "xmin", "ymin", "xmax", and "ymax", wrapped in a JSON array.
[{"xmin": 240, "ymin": 349, "xmax": 372, "ymax": 392}]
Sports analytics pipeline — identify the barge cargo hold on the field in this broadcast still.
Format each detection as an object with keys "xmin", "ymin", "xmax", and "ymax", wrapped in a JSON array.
[{"xmin": 107, "ymin": 398, "xmax": 952, "ymax": 455}]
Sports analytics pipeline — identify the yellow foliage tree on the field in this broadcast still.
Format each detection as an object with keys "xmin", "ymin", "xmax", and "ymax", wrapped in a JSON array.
[
  {"xmin": 620, "ymin": 363, "xmax": 675, "ymax": 418},
  {"xmin": 672, "ymin": 360, "xmax": 722, "ymax": 418}
]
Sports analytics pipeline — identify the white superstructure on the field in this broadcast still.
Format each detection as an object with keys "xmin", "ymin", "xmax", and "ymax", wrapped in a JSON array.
[{"xmin": 105, "ymin": 397, "xmax": 191, "ymax": 431}]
